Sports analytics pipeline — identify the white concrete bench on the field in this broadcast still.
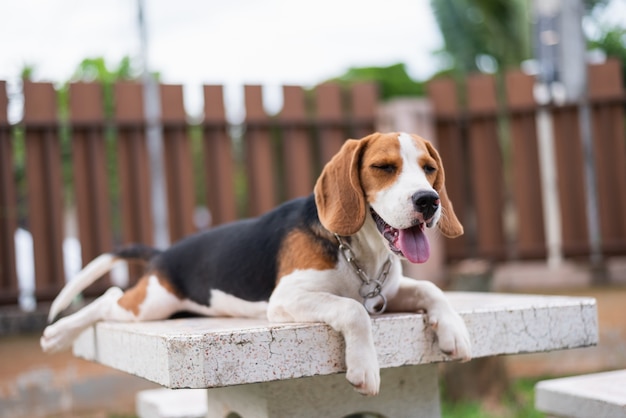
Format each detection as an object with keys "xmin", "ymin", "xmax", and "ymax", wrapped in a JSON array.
[
  {"xmin": 72, "ymin": 292, "xmax": 598, "ymax": 418},
  {"xmin": 535, "ymin": 369, "xmax": 626, "ymax": 418}
]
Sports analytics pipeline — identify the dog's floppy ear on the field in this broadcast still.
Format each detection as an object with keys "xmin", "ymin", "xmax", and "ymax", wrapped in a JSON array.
[
  {"xmin": 315, "ymin": 138, "xmax": 369, "ymax": 235},
  {"xmin": 424, "ymin": 139, "xmax": 464, "ymax": 238}
]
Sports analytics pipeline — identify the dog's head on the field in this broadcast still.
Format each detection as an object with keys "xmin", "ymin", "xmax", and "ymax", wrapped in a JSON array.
[{"xmin": 314, "ymin": 132, "xmax": 463, "ymax": 264}]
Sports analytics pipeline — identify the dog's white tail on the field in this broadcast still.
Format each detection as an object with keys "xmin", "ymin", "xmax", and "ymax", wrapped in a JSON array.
[{"xmin": 48, "ymin": 253, "xmax": 119, "ymax": 323}]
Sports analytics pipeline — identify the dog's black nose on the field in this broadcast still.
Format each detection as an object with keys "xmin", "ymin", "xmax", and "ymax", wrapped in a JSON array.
[{"xmin": 412, "ymin": 191, "xmax": 440, "ymax": 220}]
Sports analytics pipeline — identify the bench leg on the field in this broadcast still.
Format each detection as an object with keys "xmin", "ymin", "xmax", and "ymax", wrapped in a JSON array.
[{"xmin": 206, "ymin": 364, "xmax": 440, "ymax": 418}]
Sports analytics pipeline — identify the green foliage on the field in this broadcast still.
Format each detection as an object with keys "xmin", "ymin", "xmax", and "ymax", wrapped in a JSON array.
[
  {"xmin": 73, "ymin": 56, "xmax": 138, "ymax": 83},
  {"xmin": 20, "ymin": 64, "xmax": 37, "ymax": 80},
  {"xmin": 441, "ymin": 377, "xmax": 546, "ymax": 418},
  {"xmin": 60, "ymin": 56, "xmax": 141, "ymax": 119},
  {"xmin": 430, "ymin": 0, "xmax": 531, "ymax": 75},
  {"xmin": 330, "ymin": 63, "xmax": 426, "ymax": 100},
  {"xmin": 429, "ymin": 0, "xmax": 623, "ymax": 79},
  {"xmin": 589, "ymin": 26, "xmax": 626, "ymax": 82}
]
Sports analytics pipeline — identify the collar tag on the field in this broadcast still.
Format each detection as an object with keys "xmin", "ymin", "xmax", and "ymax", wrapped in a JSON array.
[{"xmin": 335, "ymin": 234, "xmax": 391, "ymax": 315}]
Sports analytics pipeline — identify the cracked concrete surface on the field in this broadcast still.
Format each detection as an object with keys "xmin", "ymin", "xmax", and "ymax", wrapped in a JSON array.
[{"xmin": 72, "ymin": 292, "xmax": 598, "ymax": 389}]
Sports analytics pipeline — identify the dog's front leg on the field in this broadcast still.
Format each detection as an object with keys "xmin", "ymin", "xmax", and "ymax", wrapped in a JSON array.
[
  {"xmin": 387, "ymin": 277, "xmax": 472, "ymax": 361},
  {"xmin": 268, "ymin": 286, "xmax": 380, "ymax": 396}
]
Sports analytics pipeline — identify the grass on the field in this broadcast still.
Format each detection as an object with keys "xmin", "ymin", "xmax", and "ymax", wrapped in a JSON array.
[{"xmin": 441, "ymin": 378, "xmax": 545, "ymax": 418}]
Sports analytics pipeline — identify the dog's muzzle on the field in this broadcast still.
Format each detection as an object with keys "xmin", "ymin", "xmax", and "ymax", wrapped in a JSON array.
[{"xmin": 370, "ymin": 208, "xmax": 432, "ymax": 264}]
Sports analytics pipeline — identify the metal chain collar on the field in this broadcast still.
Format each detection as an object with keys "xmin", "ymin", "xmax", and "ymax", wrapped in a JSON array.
[{"xmin": 335, "ymin": 234, "xmax": 392, "ymax": 315}]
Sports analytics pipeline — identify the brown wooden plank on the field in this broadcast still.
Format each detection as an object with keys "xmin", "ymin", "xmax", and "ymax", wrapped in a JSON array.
[
  {"xmin": 69, "ymin": 82, "xmax": 114, "ymax": 294},
  {"xmin": 427, "ymin": 77, "xmax": 470, "ymax": 260},
  {"xmin": 588, "ymin": 60, "xmax": 626, "ymax": 254},
  {"xmin": 0, "ymin": 81, "xmax": 7, "ymax": 124},
  {"xmin": 114, "ymin": 81, "xmax": 145, "ymax": 125},
  {"xmin": 244, "ymin": 85, "xmax": 275, "ymax": 216},
  {"xmin": 280, "ymin": 85, "xmax": 312, "ymax": 199},
  {"xmin": 22, "ymin": 82, "xmax": 65, "ymax": 300},
  {"xmin": 160, "ymin": 84, "xmax": 195, "ymax": 242},
  {"xmin": 315, "ymin": 83, "xmax": 346, "ymax": 166},
  {"xmin": 0, "ymin": 80, "xmax": 18, "ymax": 304},
  {"xmin": 588, "ymin": 59, "xmax": 624, "ymax": 101},
  {"xmin": 505, "ymin": 70, "xmax": 546, "ymax": 259},
  {"xmin": 466, "ymin": 74, "xmax": 506, "ymax": 260},
  {"xmin": 436, "ymin": 121, "xmax": 471, "ymax": 260},
  {"xmin": 350, "ymin": 83, "xmax": 377, "ymax": 138},
  {"xmin": 551, "ymin": 106, "xmax": 589, "ymax": 256},
  {"xmin": 428, "ymin": 77, "xmax": 460, "ymax": 118},
  {"xmin": 202, "ymin": 85, "xmax": 236, "ymax": 225},
  {"xmin": 114, "ymin": 82, "xmax": 153, "ymax": 259}
]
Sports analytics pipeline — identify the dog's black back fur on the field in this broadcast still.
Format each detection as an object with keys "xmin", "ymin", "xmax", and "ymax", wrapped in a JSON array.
[{"xmin": 147, "ymin": 194, "xmax": 329, "ymax": 305}]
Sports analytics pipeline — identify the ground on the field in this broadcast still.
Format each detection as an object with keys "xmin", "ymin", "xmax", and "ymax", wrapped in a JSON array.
[{"xmin": 0, "ymin": 286, "xmax": 624, "ymax": 417}]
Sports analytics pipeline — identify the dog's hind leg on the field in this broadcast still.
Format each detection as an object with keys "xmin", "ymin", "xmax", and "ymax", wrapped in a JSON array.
[
  {"xmin": 41, "ymin": 286, "xmax": 126, "ymax": 353},
  {"xmin": 41, "ymin": 274, "xmax": 185, "ymax": 353}
]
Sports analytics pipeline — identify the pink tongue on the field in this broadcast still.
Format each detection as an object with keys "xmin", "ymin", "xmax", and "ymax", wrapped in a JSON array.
[{"xmin": 397, "ymin": 225, "xmax": 430, "ymax": 264}]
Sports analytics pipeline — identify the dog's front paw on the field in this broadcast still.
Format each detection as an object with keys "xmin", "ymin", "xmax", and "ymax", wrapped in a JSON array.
[
  {"xmin": 346, "ymin": 362, "xmax": 380, "ymax": 396},
  {"xmin": 345, "ymin": 346, "xmax": 380, "ymax": 396},
  {"xmin": 428, "ymin": 308, "xmax": 472, "ymax": 361}
]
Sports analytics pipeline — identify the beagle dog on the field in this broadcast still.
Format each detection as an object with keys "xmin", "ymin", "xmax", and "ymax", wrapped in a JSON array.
[{"xmin": 41, "ymin": 132, "xmax": 471, "ymax": 396}]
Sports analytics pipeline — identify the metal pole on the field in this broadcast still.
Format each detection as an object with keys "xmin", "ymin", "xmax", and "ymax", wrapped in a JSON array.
[
  {"xmin": 138, "ymin": 0, "xmax": 170, "ymax": 248},
  {"xmin": 533, "ymin": 0, "xmax": 563, "ymax": 267},
  {"xmin": 535, "ymin": 99, "xmax": 563, "ymax": 267},
  {"xmin": 559, "ymin": 0, "xmax": 603, "ymax": 275}
]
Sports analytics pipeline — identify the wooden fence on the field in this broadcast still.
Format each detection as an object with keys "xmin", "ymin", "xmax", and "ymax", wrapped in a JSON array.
[
  {"xmin": 0, "ymin": 81, "xmax": 377, "ymax": 304},
  {"xmin": 429, "ymin": 59, "xmax": 626, "ymax": 262},
  {"xmin": 1, "ymin": 59, "xmax": 625, "ymax": 307}
]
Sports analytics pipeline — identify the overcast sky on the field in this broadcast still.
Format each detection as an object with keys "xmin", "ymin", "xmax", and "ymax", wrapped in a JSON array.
[
  {"xmin": 3, "ymin": 0, "xmax": 625, "ymax": 121},
  {"xmin": 1, "ymin": 0, "xmax": 444, "ymax": 120}
]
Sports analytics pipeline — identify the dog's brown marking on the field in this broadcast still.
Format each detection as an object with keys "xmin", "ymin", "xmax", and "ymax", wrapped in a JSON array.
[
  {"xmin": 117, "ymin": 276, "xmax": 150, "ymax": 316},
  {"xmin": 117, "ymin": 275, "xmax": 181, "ymax": 316},
  {"xmin": 277, "ymin": 229, "xmax": 337, "ymax": 282},
  {"xmin": 360, "ymin": 134, "xmax": 403, "ymax": 202},
  {"xmin": 314, "ymin": 132, "xmax": 404, "ymax": 236}
]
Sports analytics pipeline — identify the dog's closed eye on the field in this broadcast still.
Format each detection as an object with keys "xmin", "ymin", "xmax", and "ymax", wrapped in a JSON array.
[
  {"xmin": 423, "ymin": 164, "xmax": 436, "ymax": 175},
  {"xmin": 371, "ymin": 163, "xmax": 397, "ymax": 174}
]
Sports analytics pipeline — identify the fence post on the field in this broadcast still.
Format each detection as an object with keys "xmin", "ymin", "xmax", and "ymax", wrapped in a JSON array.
[
  {"xmin": 69, "ymin": 82, "xmax": 114, "ymax": 294},
  {"xmin": 22, "ymin": 81, "xmax": 65, "ymax": 301},
  {"xmin": 0, "ymin": 81, "xmax": 18, "ymax": 304},
  {"xmin": 350, "ymin": 83, "xmax": 378, "ymax": 138},
  {"xmin": 160, "ymin": 84, "xmax": 196, "ymax": 242},
  {"xmin": 505, "ymin": 70, "xmax": 547, "ymax": 259},
  {"xmin": 550, "ymin": 104, "xmax": 589, "ymax": 257},
  {"xmin": 427, "ymin": 78, "xmax": 470, "ymax": 261},
  {"xmin": 244, "ymin": 85, "xmax": 276, "ymax": 217},
  {"xmin": 314, "ymin": 83, "xmax": 346, "ymax": 166},
  {"xmin": 280, "ymin": 85, "xmax": 313, "ymax": 200},
  {"xmin": 114, "ymin": 82, "xmax": 154, "ymax": 247},
  {"xmin": 588, "ymin": 59, "xmax": 626, "ymax": 256},
  {"xmin": 203, "ymin": 85, "xmax": 236, "ymax": 225},
  {"xmin": 466, "ymin": 74, "xmax": 506, "ymax": 260}
]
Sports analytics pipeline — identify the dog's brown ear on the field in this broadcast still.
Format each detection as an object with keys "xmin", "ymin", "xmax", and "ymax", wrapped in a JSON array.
[
  {"xmin": 424, "ymin": 139, "xmax": 464, "ymax": 238},
  {"xmin": 314, "ymin": 138, "xmax": 368, "ymax": 235}
]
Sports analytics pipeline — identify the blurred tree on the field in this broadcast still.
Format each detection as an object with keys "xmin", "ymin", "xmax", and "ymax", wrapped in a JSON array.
[
  {"xmin": 59, "ymin": 56, "xmax": 141, "ymax": 119},
  {"xmin": 589, "ymin": 26, "xmax": 626, "ymax": 81},
  {"xmin": 430, "ymin": 0, "xmax": 621, "ymax": 78},
  {"xmin": 329, "ymin": 63, "xmax": 425, "ymax": 100},
  {"xmin": 430, "ymin": 0, "xmax": 531, "ymax": 75},
  {"xmin": 585, "ymin": 0, "xmax": 626, "ymax": 83},
  {"xmin": 20, "ymin": 64, "xmax": 37, "ymax": 81}
]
